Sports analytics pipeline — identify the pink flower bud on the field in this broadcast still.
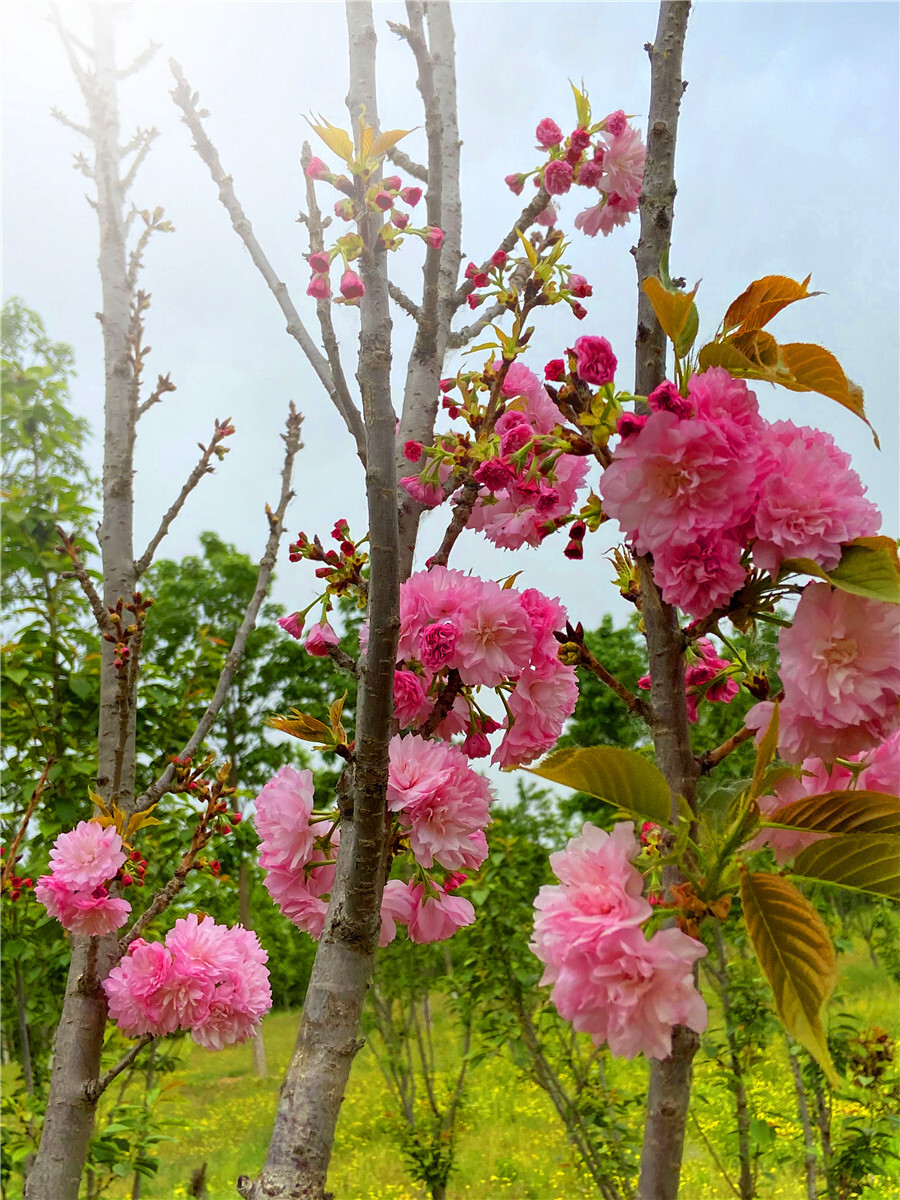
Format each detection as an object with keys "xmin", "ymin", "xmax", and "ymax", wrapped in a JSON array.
[
  {"xmin": 308, "ymin": 251, "xmax": 331, "ymax": 273},
  {"xmin": 564, "ymin": 539, "xmax": 584, "ymax": 560},
  {"xmin": 535, "ymin": 117, "xmax": 563, "ymax": 148},
  {"xmin": 604, "ymin": 110, "xmax": 628, "ymax": 137},
  {"xmin": 306, "ymin": 156, "xmax": 331, "ymax": 180},
  {"xmin": 392, "ymin": 210, "xmax": 409, "ymax": 229},
  {"xmin": 568, "ymin": 274, "xmax": 592, "ymax": 298},
  {"xmin": 307, "ymin": 273, "xmax": 331, "ymax": 300},
  {"xmin": 121, "ymin": 873, "xmax": 133, "ymax": 887},
  {"xmin": 404, "ymin": 440, "xmax": 423, "ymax": 462},
  {"xmin": 439, "ymin": 378, "xmax": 455, "ymax": 393},
  {"xmin": 462, "ymin": 731, "xmax": 492, "ymax": 759},
  {"xmin": 473, "ymin": 458, "xmax": 516, "ymax": 492},
  {"xmin": 576, "ymin": 160, "xmax": 604, "ymax": 189},
  {"xmin": 571, "ymin": 301, "xmax": 588, "ymax": 321},
  {"xmin": 334, "ymin": 199, "xmax": 355, "ymax": 222},
  {"xmin": 617, "ymin": 412, "xmax": 648, "ymax": 439},
  {"xmin": 543, "ymin": 161, "xmax": 573, "ymax": 196},
  {"xmin": 425, "ymin": 227, "xmax": 444, "ymax": 249},
  {"xmin": 466, "ymin": 293, "xmax": 484, "ymax": 310},
  {"xmin": 504, "ymin": 173, "xmax": 525, "ymax": 196},
  {"xmin": 374, "ymin": 190, "xmax": 394, "ymax": 211},
  {"xmin": 382, "ymin": 175, "xmax": 402, "ymax": 191},
  {"xmin": 544, "ymin": 359, "xmax": 566, "ymax": 381},
  {"xmin": 400, "ymin": 186, "xmax": 422, "ymax": 207},
  {"xmin": 491, "ymin": 250, "xmax": 508, "ymax": 267},
  {"xmin": 305, "ymin": 621, "xmax": 339, "ymax": 657},
  {"xmin": 277, "ymin": 612, "xmax": 305, "ymax": 640},
  {"xmin": 647, "ymin": 380, "xmax": 693, "ymax": 419},
  {"xmin": 340, "ymin": 270, "xmax": 365, "ymax": 300},
  {"xmin": 570, "ymin": 128, "xmax": 591, "ymax": 152}
]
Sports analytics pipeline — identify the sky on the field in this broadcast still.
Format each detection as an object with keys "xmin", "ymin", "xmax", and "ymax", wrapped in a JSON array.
[{"xmin": 3, "ymin": 1, "xmax": 899, "ymax": 796}]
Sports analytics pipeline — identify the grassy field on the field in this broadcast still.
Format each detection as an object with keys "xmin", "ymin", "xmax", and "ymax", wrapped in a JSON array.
[{"xmin": 4, "ymin": 950, "xmax": 899, "ymax": 1200}]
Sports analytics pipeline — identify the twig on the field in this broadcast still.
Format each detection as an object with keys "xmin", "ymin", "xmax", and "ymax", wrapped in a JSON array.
[
  {"xmin": 118, "ymin": 42, "xmax": 159, "ymax": 81},
  {"xmin": 136, "ymin": 372, "xmax": 176, "ymax": 420},
  {"xmin": 386, "ymin": 146, "xmax": 427, "ymax": 182},
  {"xmin": 453, "ymin": 188, "xmax": 550, "ymax": 309},
  {"xmin": 323, "ymin": 643, "xmax": 358, "ymax": 675},
  {"xmin": 132, "ymin": 403, "xmax": 303, "ymax": 813},
  {"xmin": 387, "ymin": 281, "xmax": 421, "ymax": 321},
  {"xmin": 121, "ymin": 128, "xmax": 159, "ymax": 194},
  {"xmin": 447, "ymin": 301, "xmax": 505, "ymax": 350},
  {"xmin": 578, "ymin": 643, "xmax": 652, "ymax": 723},
  {"xmin": 83, "ymin": 1034, "xmax": 155, "ymax": 1103},
  {"xmin": 169, "ymin": 61, "xmax": 367, "ymax": 466},
  {"xmin": 419, "ymin": 670, "xmax": 463, "ymax": 737},
  {"xmin": 427, "ymin": 479, "xmax": 480, "ymax": 570},
  {"xmin": 134, "ymin": 419, "xmax": 231, "ymax": 577},
  {"xmin": 688, "ymin": 1112, "xmax": 741, "ymax": 1198},
  {"xmin": 1, "ymin": 761, "xmax": 54, "ymax": 886},
  {"xmin": 49, "ymin": 6, "xmax": 91, "ymax": 91},
  {"xmin": 57, "ymin": 528, "xmax": 115, "ymax": 634},
  {"xmin": 50, "ymin": 108, "xmax": 90, "ymax": 138},
  {"xmin": 700, "ymin": 690, "xmax": 784, "ymax": 774}
]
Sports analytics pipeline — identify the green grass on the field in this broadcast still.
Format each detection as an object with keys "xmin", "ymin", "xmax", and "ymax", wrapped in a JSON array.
[{"xmin": 4, "ymin": 947, "xmax": 899, "ymax": 1200}]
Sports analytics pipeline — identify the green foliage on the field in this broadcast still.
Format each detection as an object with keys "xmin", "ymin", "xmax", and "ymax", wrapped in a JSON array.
[{"xmin": 527, "ymin": 744, "xmax": 673, "ymax": 823}]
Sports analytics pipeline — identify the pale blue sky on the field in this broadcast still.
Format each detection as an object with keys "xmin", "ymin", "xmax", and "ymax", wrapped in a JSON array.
[{"xmin": 3, "ymin": 2, "xmax": 898, "ymax": 649}]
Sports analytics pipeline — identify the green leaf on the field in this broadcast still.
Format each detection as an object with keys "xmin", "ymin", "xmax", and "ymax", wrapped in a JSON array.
[
  {"xmin": 674, "ymin": 301, "xmax": 699, "ymax": 358},
  {"xmin": 765, "ymin": 789, "xmax": 900, "ymax": 835},
  {"xmin": 569, "ymin": 80, "xmax": 591, "ymax": 130},
  {"xmin": 740, "ymin": 870, "xmax": 839, "ymax": 1086},
  {"xmin": 749, "ymin": 700, "xmax": 779, "ymax": 801},
  {"xmin": 641, "ymin": 277, "xmax": 699, "ymax": 346},
  {"xmin": 525, "ymin": 745, "xmax": 672, "ymax": 823},
  {"xmin": 515, "ymin": 228, "xmax": 538, "ymax": 269},
  {"xmin": 792, "ymin": 833, "xmax": 900, "ymax": 899},
  {"xmin": 780, "ymin": 536, "xmax": 900, "ymax": 604}
]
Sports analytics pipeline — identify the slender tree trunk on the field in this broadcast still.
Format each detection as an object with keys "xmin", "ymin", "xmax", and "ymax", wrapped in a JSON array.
[
  {"xmin": 631, "ymin": 6, "xmax": 694, "ymax": 1200},
  {"xmin": 14, "ymin": 957, "xmax": 35, "ymax": 1097},
  {"xmin": 239, "ymin": 8, "xmax": 400, "ymax": 1197},
  {"xmin": 26, "ymin": 13, "xmax": 137, "ymax": 1196},
  {"xmin": 813, "ymin": 1079, "xmax": 836, "ymax": 1200},
  {"xmin": 711, "ymin": 923, "xmax": 754, "ymax": 1200},
  {"xmin": 787, "ymin": 1040, "xmax": 818, "ymax": 1200}
]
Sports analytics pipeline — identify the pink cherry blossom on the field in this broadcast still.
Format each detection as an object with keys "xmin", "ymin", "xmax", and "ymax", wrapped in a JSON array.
[
  {"xmin": 653, "ymin": 534, "xmax": 748, "ymax": 619},
  {"xmin": 387, "ymin": 735, "xmax": 493, "ymax": 871},
  {"xmin": 406, "ymin": 883, "xmax": 476, "ymax": 944},
  {"xmin": 747, "ymin": 583, "xmax": 900, "ymax": 762},
  {"xmin": 254, "ymin": 766, "xmax": 316, "ymax": 872},
  {"xmin": 339, "ymin": 269, "xmax": 365, "ymax": 300},
  {"xmin": 493, "ymin": 660, "xmax": 579, "ymax": 768},
  {"xmin": 420, "ymin": 621, "xmax": 460, "ymax": 669},
  {"xmin": 687, "ymin": 369, "xmax": 764, "ymax": 453},
  {"xmin": 603, "ymin": 110, "xmax": 628, "ymax": 138},
  {"xmin": 544, "ymin": 160, "xmax": 573, "ymax": 195},
  {"xmin": 747, "ymin": 758, "xmax": 851, "ymax": 864},
  {"xmin": 393, "ymin": 670, "xmax": 433, "ymax": 729},
  {"xmin": 752, "ymin": 420, "xmax": 880, "ymax": 574},
  {"xmin": 599, "ymin": 411, "xmax": 755, "ymax": 557},
  {"xmin": 520, "ymin": 587, "xmax": 568, "ymax": 671},
  {"xmin": 379, "ymin": 878, "xmax": 419, "ymax": 946},
  {"xmin": 104, "ymin": 941, "xmax": 176, "ymax": 1037},
  {"xmin": 398, "ymin": 566, "xmax": 483, "ymax": 662},
  {"xmin": 535, "ymin": 117, "xmax": 563, "ymax": 147},
  {"xmin": 305, "ymin": 621, "xmax": 339, "ymax": 657},
  {"xmin": 858, "ymin": 731, "xmax": 900, "ymax": 796},
  {"xmin": 48, "ymin": 820, "xmax": 126, "ymax": 890},
  {"xmin": 264, "ymin": 861, "xmax": 335, "ymax": 939},
  {"xmin": 35, "ymin": 876, "xmax": 131, "ymax": 937},
  {"xmin": 572, "ymin": 336, "xmax": 617, "ymax": 386},
  {"xmin": 453, "ymin": 578, "xmax": 534, "ymax": 687},
  {"xmin": 599, "ymin": 123, "xmax": 645, "ymax": 203},
  {"xmin": 277, "ymin": 612, "xmax": 304, "ymax": 640},
  {"xmin": 306, "ymin": 274, "xmax": 331, "ymax": 300}
]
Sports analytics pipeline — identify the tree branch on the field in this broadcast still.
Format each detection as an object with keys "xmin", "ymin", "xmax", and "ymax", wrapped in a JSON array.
[
  {"xmin": 118, "ymin": 42, "xmax": 159, "ymax": 81},
  {"xmin": 427, "ymin": 479, "xmax": 479, "ymax": 570},
  {"xmin": 133, "ymin": 419, "xmax": 231, "ymax": 577},
  {"xmin": 387, "ymin": 281, "xmax": 421, "ymax": 321},
  {"xmin": 169, "ymin": 61, "xmax": 367, "ymax": 466},
  {"xmin": 133, "ymin": 403, "xmax": 303, "ymax": 813},
  {"xmin": 447, "ymin": 301, "xmax": 505, "ymax": 350},
  {"xmin": 386, "ymin": 146, "xmax": 427, "ymax": 182},
  {"xmin": 452, "ymin": 188, "xmax": 550, "ymax": 309},
  {"xmin": 57, "ymin": 529, "xmax": 115, "ymax": 635},
  {"xmin": 419, "ymin": 669, "xmax": 462, "ymax": 737},
  {"xmin": 50, "ymin": 108, "xmax": 90, "ymax": 139},
  {"xmin": 83, "ymin": 1035, "xmax": 155, "ymax": 1104},
  {"xmin": 136, "ymin": 372, "xmax": 176, "ymax": 420},
  {"xmin": 577, "ymin": 642, "xmax": 651, "ymax": 722},
  {"xmin": 121, "ymin": 128, "xmax": 159, "ymax": 195},
  {"xmin": 0, "ymin": 760, "xmax": 54, "ymax": 887}
]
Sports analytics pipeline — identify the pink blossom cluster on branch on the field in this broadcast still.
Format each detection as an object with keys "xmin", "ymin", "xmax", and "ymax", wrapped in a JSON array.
[
  {"xmin": 601, "ymin": 369, "xmax": 881, "ymax": 619},
  {"xmin": 531, "ymin": 822, "xmax": 707, "ymax": 1060},
  {"xmin": 35, "ymin": 821, "xmax": 131, "ymax": 937},
  {"xmin": 747, "ymin": 584, "xmax": 900, "ymax": 762},
  {"xmin": 638, "ymin": 637, "xmax": 738, "ymax": 725},
  {"xmin": 104, "ymin": 914, "xmax": 272, "ymax": 1049}
]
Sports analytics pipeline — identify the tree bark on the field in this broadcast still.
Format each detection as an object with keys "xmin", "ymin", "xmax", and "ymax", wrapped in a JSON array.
[
  {"xmin": 26, "ymin": 12, "xmax": 136, "ymax": 1196},
  {"xmin": 238, "ymin": 7, "xmax": 400, "ymax": 1197},
  {"xmin": 631, "ymin": 7, "xmax": 694, "ymax": 1200}
]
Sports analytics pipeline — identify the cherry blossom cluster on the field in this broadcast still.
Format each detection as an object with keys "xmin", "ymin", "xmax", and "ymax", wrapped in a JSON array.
[
  {"xmin": 531, "ymin": 822, "xmax": 707, "ymax": 1060},
  {"xmin": 304, "ymin": 156, "xmax": 442, "ymax": 304},
  {"xmin": 254, "ymin": 762, "xmax": 479, "ymax": 946},
  {"xmin": 278, "ymin": 519, "xmax": 368, "ymax": 650},
  {"xmin": 401, "ymin": 361, "xmax": 592, "ymax": 551},
  {"xmin": 638, "ymin": 637, "xmax": 739, "ymax": 725},
  {"xmin": 600, "ymin": 368, "xmax": 882, "ymax": 619},
  {"xmin": 35, "ymin": 821, "xmax": 132, "ymax": 937},
  {"xmin": 749, "ymin": 728, "xmax": 900, "ymax": 864},
  {"xmin": 746, "ymin": 583, "xmax": 900, "ymax": 763},
  {"xmin": 506, "ymin": 109, "xmax": 646, "ymax": 239},
  {"xmin": 395, "ymin": 566, "xmax": 579, "ymax": 767},
  {"xmin": 104, "ymin": 914, "xmax": 272, "ymax": 1049}
]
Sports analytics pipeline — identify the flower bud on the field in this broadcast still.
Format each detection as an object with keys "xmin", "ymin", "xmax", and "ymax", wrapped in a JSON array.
[
  {"xmin": 544, "ymin": 359, "xmax": 566, "ymax": 381},
  {"xmin": 400, "ymin": 186, "xmax": 422, "ymax": 207},
  {"xmin": 340, "ymin": 270, "xmax": 365, "ymax": 300},
  {"xmin": 491, "ymin": 250, "xmax": 508, "ymax": 268},
  {"xmin": 535, "ymin": 117, "xmax": 563, "ymax": 148},
  {"xmin": 305, "ymin": 156, "xmax": 331, "ymax": 180},
  {"xmin": 504, "ymin": 173, "xmax": 525, "ymax": 196}
]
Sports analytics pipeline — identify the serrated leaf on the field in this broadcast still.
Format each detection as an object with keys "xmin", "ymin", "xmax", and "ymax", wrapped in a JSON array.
[
  {"xmin": 371, "ymin": 128, "xmax": 413, "ymax": 160},
  {"xmin": 723, "ymin": 274, "xmax": 819, "ymax": 334},
  {"xmin": 267, "ymin": 709, "xmax": 335, "ymax": 746},
  {"xmin": 525, "ymin": 745, "xmax": 672, "ymax": 823},
  {"xmin": 515, "ymin": 228, "xmax": 538, "ymax": 269},
  {"xmin": 641, "ymin": 277, "xmax": 699, "ymax": 346},
  {"xmin": 766, "ymin": 789, "xmax": 900, "ymax": 836},
  {"xmin": 749, "ymin": 701, "xmax": 779, "ymax": 801},
  {"xmin": 740, "ymin": 870, "xmax": 839, "ymax": 1086},
  {"xmin": 329, "ymin": 691, "xmax": 348, "ymax": 745},
  {"xmin": 306, "ymin": 116, "xmax": 354, "ymax": 164},
  {"xmin": 779, "ymin": 536, "xmax": 900, "ymax": 604},
  {"xmin": 792, "ymin": 833, "xmax": 900, "ymax": 899}
]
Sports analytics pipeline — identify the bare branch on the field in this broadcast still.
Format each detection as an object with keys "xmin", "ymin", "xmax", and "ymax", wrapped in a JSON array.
[
  {"xmin": 57, "ymin": 529, "xmax": 115, "ymax": 634},
  {"xmin": 419, "ymin": 669, "xmax": 462, "ymax": 737},
  {"xmin": 453, "ymin": 188, "xmax": 550, "ymax": 309},
  {"xmin": 386, "ymin": 146, "xmax": 427, "ymax": 182},
  {"xmin": 0, "ymin": 760, "xmax": 54, "ymax": 887},
  {"xmin": 83, "ymin": 1035, "xmax": 155, "ymax": 1104},
  {"xmin": 700, "ymin": 691, "xmax": 782, "ymax": 774},
  {"xmin": 169, "ymin": 60, "xmax": 367, "ymax": 466},
  {"xmin": 136, "ymin": 372, "xmax": 176, "ymax": 420},
  {"xmin": 387, "ymin": 281, "xmax": 421, "ymax": 321},
  {"xmin": 50, "ymin": 108, "xmax": 90, "ymax": 138},
  {"xmin": 121, "ymin": 128, "xmax": 159, "ymax": 194},
  {"xmin": 134, "ymin": 419, "xmax": 232, "ymax": 576},
  {"xmin": 133, "ymin": 403, "xmax": 304, "ymax": 813},
  {"xmin": 323, "ymin": 643, "xmax": 359, "ymax": 675},
  {"xmin": 118, "ymin": 42, "xmax": 159, "ymax": 80},
  {"xmin": 447, "ymin": 301, "xmax": 505, "ymax": 350},
  {"xmin": 299, "ymin": 140, "xmax": 362, "ymax": 429},
  {"xmin": 575, "ymin": 640, "xmax": 652, "ymax": 723},
  {"xmin": 49, "ymin": 6, "xmax": 92, "ymax": 92},
  {"xmin": 427, "ymin": 479, "xmax": 479, "ymax": 570}
]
